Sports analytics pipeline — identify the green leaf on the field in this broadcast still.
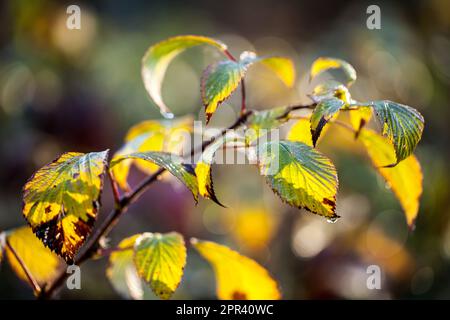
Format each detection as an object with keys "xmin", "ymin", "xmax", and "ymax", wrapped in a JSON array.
[
  {"xmin": 107, "ymin": 234, "xmax": 144, "ymax": 300},
  {"xmin": 22, "ymin": 151, "xmax": 109, "ymax": 263},
  {"xmin": 110, "ymin": 152, "xmax": 199, "ymax": 202},
  {"xmin": 310, "ymin": 98, "xmax": 345, "ymax": 146},
  {"xmin": 142, "ymin": 35, "xmax": 227, "ymax": 117},
  {"xmin": 371, "ymin": 100, "xmax": 424, "ymax": 165},
  {"xmin": 245, "ymin": 106, "xmax": 292, "ymax": 144},
  {"xmin": 310, "ymin": 57, "xmax": 356, "ymax": 86},
  {"xmin": 257, "ymin": 141, "xmax": 338, "ymax": 220},
  {"xmin": 201, "ymin": 52, "xmax": 296, "ymax": 123},
  {"xmin": 134, "ymin": 232, "xmax": 187, "ymax": 299},
  {"xmin": 202, "ymin": 60, "xmax": 246, "ymax": 123}
]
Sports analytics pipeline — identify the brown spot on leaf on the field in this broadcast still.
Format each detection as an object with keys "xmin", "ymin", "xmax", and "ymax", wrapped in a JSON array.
[
  {"xmin": 45, "ymin": 205, "xmax": 52, "ymax": 214},
  {"xmin": 322, "ymin": 198, "xmax": 336, "ymax": 211},
  {"xmin": 72, "ymin": 173, "xmax": 80, "ymax": 179},
  {"xmin": 232, "ymin": 291, "xmax": 247, "ymax": 300}
]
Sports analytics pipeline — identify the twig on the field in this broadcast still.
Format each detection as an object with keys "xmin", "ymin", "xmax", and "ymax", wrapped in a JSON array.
[
  {"xmin": 240, "ymin": 80, "xmax": 247, "ymax": 115},
  {"xmin": 6, "ymin": 239, "xmax": 41, "ymax": 295},
  {"xmin": 39, "ymin": 110, "xmax": 254, "ymax": 299}
]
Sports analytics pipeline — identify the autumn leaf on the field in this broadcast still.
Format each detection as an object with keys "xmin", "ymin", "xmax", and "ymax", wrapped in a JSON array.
[
  {"xmin": 195, "ymin": 135, "xmax": 242, "ymax": 206},
  {"xmin": 5, "ymin": 226, "xmax": 64, "ymax": 287},
  {"xmin": 22, "ymin": 151, "xmax": 109, "ymax": 263},
  {"xmin": 257, "ymin": 141, "xmax": 339, "ymax": 220},
  {"xmin": 191, "ymin": 239, "xmax": 281, "ymax": 300},
  {"xmin": 310, "ymin": 80, "xmax": 352, "ymax": 104},
  {"xmin": 142, "ymin": 35, "xmax": 227, "ymax": 117},
  {"xmin": 310, "ymin": 98, "xmax": 344, "ymax": 146},
  {"xmin": 134, "ymin": 232, "xmax": 186, "ymax": 299},
  {"xmin": 349, "ymin": 106, "xmax": 373, "ymax": 138},
  {"xmin": 111, "ymin": 152, "xmax": 199, "ymax": 202},
  {"xmin": 371, "ymin": 100, "xmax": 424, "ymax": 165},
  {"xmin": 358, "ymin": 129, "xmax": 423, "ymax": 228},
  {"xmin": 310, "ymin": 57, "xmax": 356, "ymax": 85},
  {"xmin": 112, "ymin": 116, "xmax": 193, "ymax": 190},
  {"xmin": 107, "ymin": 234, "xmax": 144, "ymax": 300},
  {"xmin": 286, "ymin": 117, "xmax": 313, "ymax": 146},
  {"xmin": 202, "ymin": 52, "xmax": 295, "ymax": 123},
  {"xmin": 245, "ymin": 106, "xmax": 292, "ymax": 144}
]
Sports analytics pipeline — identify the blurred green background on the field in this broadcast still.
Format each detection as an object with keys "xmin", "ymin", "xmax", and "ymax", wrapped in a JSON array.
[{"xmin": 0, "ymin": 0, "xmax": 449, "ymax": 299}]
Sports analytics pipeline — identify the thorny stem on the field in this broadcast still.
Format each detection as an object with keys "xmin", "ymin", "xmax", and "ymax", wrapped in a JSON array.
[
  {"xmin": 39, "ymin": 110, "xmax": 254, "ymax": 299},
  {"xmin": 6, "ymin": 239, "xmax": 41, "ymax": 295}
]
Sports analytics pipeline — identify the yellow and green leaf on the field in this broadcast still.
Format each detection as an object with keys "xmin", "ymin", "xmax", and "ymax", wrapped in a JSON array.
[
  {"xmin": 202, "ymin": 53, "xmax": 295, "ymax": 123},
  {"xmin": 311, "ymin": 80, "xmax": 352, "ymax": 104},
  {"xmin": 111, "ymin": 152, "xmax": 198, "ymax": 202},
  {"xmin": 257, "ymin": 141, "xmax": 338, "ymax": 219},
  {"xmin": 245, "ymin": 106, "xmax": 292, "ymax": 144},
  {"xmin": 359, "ymin": 129, "xmax": 423, "ymax": 228},
  {"xmin": 107, "ymin": 234, "xmax": 144, "ymax": 300},
  {"xmin": 134, "ymin": 232, "xmax": 186, "ymax": 299},
  {"xmin": 191, "ymin": 238, "xmax": 281, "ymax": 300},
  {"xmin": 5, "ymin": 226, "xmax": 64, "ymax": 287},
  {"xmin": 142, "ymin": 35, "xmax": 227, "ymax": 117},
  {"xmin": 310, "ymin": 98, "xmax": 344, "ymax": 146},
  {"xmin": 371, "ymin": 100, "xmax": 424, "ymax": 165},
  {"xmin": 112, "ymin": 116, "xmax": 193, "ymax": 190},
  {"xmin": 310, "ymin": 57, "xmax": 357, "ymax": 85},
  {"xmin": 22, "ymin": 151, "xmax": 109, "ymax": 263},
  {"xmin": 201, "ymin": 60, "xmax": 246, "ymax": 123}
]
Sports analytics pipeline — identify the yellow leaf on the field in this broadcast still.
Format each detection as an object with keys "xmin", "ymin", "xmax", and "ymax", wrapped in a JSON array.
[
  {"xmin": 5, "ymin": 226, "xmax": 64, "ymax": 287},
  {"xmin": 107, "ymin": 234, "xmax": 144, "ymax": 300},
  {"xmin": 195, "ymin": 135, "xmax": 241, "ymax": 206},
  {"xmin": 286, "ymin": 118, "xmax": 313, "ymax": 146},
  {"xmin": 258, "ymin": 141, "xmax": 339, "ymax": 220},
  {"xmin": 259, "ymin": 56, "xmax": 296, "ymax": 87},
  {"xmin": 359, "ymin": 129, "xmax": 423, "ymax": 227},
  {"xmin": 112, "ymin": 116, "xmax": 193, "ymax": 190},
  {"xmin": 22, "ymin": 151, "xmax": 109, "ymax": 263},
  {"xmin": 134, "ymin": 232, "xmax": 187, "ymax": 299},
  {"xmin": 191, "ymin": 239, "xmax": 281, "ymax": 300},
  {"xmin": 349, "ymin": 106, "xmax": 373, "ymax": 136},
  {"xmin": 310, "ymin": 57, "xmax": 356, "ymax": 85},
  {"xmin": 232, "ymin": 207, "xmax": 277, "ymax": 252},
  {"xmin": 142, "ymin": 35, "xmax": 227, "ymax": 117}
]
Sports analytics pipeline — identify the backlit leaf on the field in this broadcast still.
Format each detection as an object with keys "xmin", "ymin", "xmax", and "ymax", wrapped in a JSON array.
[
  {"xmin": 286, "ymin": 118, "xmax": 313, "ymax": 146},
  {"xmin": 311, "ymin": 80, "xmax": 352, "ymax": 104},
  {"xmin": 245, "ymin": 106, "xmax": 292, "ymax": 144},
  {"xmin": 310, "ymin": 98, "xmax": 344, "ymax": 146},
  {"xmin": 134, "ymin": 232, "xmax": 186, "ymax": 299},
  {"xmin": 107, "ymin": 234, "xmax": 144, "ymax": 300},
  {"xmin": 142, "ymin": 35, "xmax": 227, "ymax": 117},
  {"xmin": 22, "ymin": 151, "xmax": 109, "ymax": 263},
  {"xmin": 111, "ymin": 152, "xmax": 198, "ymax": 202},
  {"xmin": 111, "ymin": 117, "xmax": 193, "ymax": 190},
  {"xmin": 310, "ymin": 57, "xmax": 356, "ymax": 85},
  {"xmin": 191, "ymin": 239, "xmax": 281, "ymax": 300},
  {"xmin": 371, "ymin": 100, "xmax": 424, "ymax": 165},
  {"xmin": 195, "ymin": 135, "xmax": 241, "ymax": 206},
  {"xmin": 359, "ymin": 129, "xmax": 423, "ymax": 228},
  {"xmin": 349, "ymin": 105, "xmax": 373, "ymax": 138},
  {"xmin": 257, "ymin": 141, "xmax": 338, "ymax": 220},
  {"xmin": 202, "ymin": 52, "xmax": 295, "ymax": 123},
  {"xmin": 5, "ymin": 226, "xmax": 64, "ymax": 287},
  {"xmin": 201, "ymin": 60, "xmax": 246, "ymax": 124}
]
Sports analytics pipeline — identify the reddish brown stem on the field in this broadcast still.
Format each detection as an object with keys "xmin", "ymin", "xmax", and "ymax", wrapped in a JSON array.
[
  {"xmin": 6, "ymin": 239, "xmax": 41, "ymax": 295},
  {"xmin": 38, "ymin": 110, "xmax": 254, "ymax": 299}
]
